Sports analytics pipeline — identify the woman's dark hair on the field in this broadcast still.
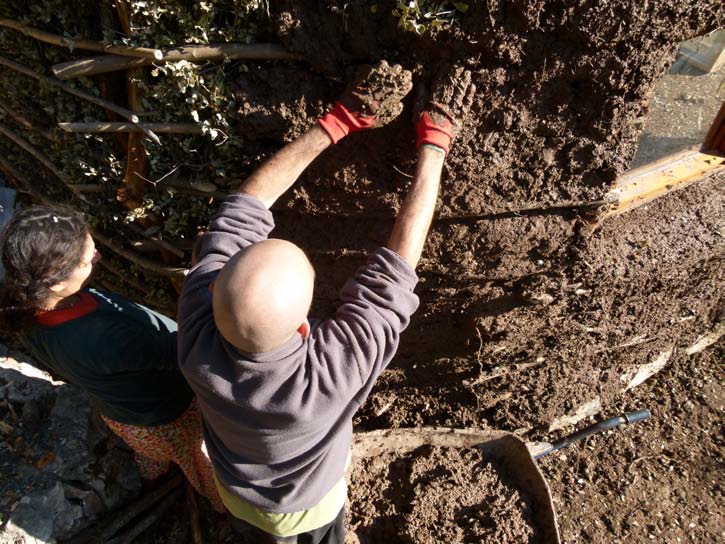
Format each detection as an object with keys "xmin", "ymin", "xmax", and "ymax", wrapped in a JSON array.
[{"xmin": 1, "ymin": 205, "xmax": 88, "ymax": 334}]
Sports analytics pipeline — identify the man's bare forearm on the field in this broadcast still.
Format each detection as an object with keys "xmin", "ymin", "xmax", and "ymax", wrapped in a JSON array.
[
  {"xmin": 237, "ymin": 126, "xmax": 331, "ymax": 208},
  {"xmin": 387, "ymin": 147, "xmax": 445, "ymax": 268}
]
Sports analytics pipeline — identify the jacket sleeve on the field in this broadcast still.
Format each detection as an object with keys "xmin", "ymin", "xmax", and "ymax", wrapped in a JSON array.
[
  {"xmin": 179, "ymin": 193, "xmax": 275, "ymax": 330},
  {"xmin": 307, "ymin": 247, "xmax": 420, "ymax": 405}
]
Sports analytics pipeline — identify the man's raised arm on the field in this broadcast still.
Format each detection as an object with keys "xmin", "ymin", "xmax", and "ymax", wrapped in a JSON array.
[
  {"xmin": 387, "ymin": 67, "xmax": 475, "ymax": 268},
  {"xmin": 238, "ymin": 60, "xmax": 413, "ymax": 208}
]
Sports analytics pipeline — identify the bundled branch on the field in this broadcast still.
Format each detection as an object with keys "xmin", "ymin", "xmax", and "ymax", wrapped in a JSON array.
[
  {"xmin": 99, "ymin": 474, "xmax": 183, "ymax": 542},
  {"xmin": 0, "ymin": 122, "xmax": 86, "ymax": 201},
  {"xmin": 0, "ymin": 56, "xmax": 160, "ymax": 143},
  {"xmin": 52, "ymin": 43, "xmax": 301, "ymax": 79},
  {"xmin": 0, "ymin": 104, "xmax": 55, "ymax": 141},
  {"xmin": 0, "ymin": 17, "xmax": 161, "ymax": 58},
  {"xmin": 59, "ymin": 122, "xmax": 204, "ymax": 134},
  {"xmin": 0, "ymin": 154, "xmax": 188, "ymax": 279},
  {"xmin": 106, "ymin": 488, "xmax": 183, "ymax": 544}
]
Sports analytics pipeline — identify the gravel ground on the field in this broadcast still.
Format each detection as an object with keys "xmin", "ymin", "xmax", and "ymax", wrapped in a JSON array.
[{"xmin": 631, "ymin": 65, "xmax": 724, "ymax": 168}]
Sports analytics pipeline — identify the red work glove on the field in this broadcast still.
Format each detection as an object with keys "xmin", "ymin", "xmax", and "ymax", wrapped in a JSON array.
[
  {"xmin": 416, "ymin": 110, "xmax": 453, "ymax": 155},
  {"xmin": 318, "ymin": 102, "xmax": 376, "ymax": 144}
]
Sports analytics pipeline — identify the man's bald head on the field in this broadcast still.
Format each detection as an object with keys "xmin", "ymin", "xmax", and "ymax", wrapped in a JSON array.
[{"xmin": 213, "ymin": 239, "xmax": 315, "ymax": 353}]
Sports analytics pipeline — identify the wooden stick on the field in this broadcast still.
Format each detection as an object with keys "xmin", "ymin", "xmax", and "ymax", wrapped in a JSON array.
[
  {"xmin": 0, "ymin": 156, "xmax": 49, "ymax": 204},
  {"xmin": 124, "ymin": 221, "xmax": 185, "ymax": 258},
  {"xmin": 99, "ymin": 474, "xmax": 183, "ymax": 541},
  {"xmin": 0, "ymin": 122, "xmax": 86, "ymax": 201},
  {"xmin": 602, "ymin": 148, "xmax": 725, "ymax": 219},
  {"xmin": 52, "ymin": 43, "xmax": 301, "ymax": 79},
  {"xmin": 0, "ymin": 55, "xmax": 160, "ymax": 143},
  {"xmin": 0, "ymin": 17, "xmax": 161, "ymax": 59},
  {"xmin": 185, "ymin": 482, "xmax": 203, "ymax": 544},
  {"xmin": 115, "ymin": 0, "xmax": 151, "ymax": 203},
  {"xmin": 92, "ymin": 230, "xmax": 188, "ymax": 279},
  {"xmin": 107, "ymin": 488, "xmax": 183, "ymax": 544},
  {"xmin": 0, "ymin": 104, "xmax": 55, "ymax": 142},
  {"xmin": 59, "ymin": 121, "xmax": 204, "ymax": 134},
  {"xmin": 96, "ymin": 258, "xmax": 149, "ymax": 293}
]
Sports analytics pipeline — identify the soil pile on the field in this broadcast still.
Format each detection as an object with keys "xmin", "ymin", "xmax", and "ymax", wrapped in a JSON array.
[{"xmin": 346, "ymin": 445, "xmax": 537, "ymax": 543}]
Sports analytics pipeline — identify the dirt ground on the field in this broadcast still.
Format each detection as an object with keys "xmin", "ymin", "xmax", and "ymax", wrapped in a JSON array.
[
  {"xmin": 539, "ymin": 345, "xmax": 723, "ymax": 543},
  {"xmin": 631, "ymin": 65, "xmax": 725, "ymax": 167},
  {"xmin": 345, "ymin": 445, "xmax": 537, "ymax": 543}
]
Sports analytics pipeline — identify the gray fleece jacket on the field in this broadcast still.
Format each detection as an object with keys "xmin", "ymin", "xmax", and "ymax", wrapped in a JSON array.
[{"xmin": 178, "ymin": 193, "xmax": 419, "ymax": 513}]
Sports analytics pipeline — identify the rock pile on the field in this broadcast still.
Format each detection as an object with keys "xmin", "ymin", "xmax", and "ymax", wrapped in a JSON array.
[{"xmin": 0, "ymin": 346, "xmax": 140, "ymax": 543}]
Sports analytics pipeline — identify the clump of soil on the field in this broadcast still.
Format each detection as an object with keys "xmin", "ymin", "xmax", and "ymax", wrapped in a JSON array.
[
  {"xmin": 346, "ymin": 445, "xmax": 537, "ymax": 543},
  {"xmin": 422, "ymin": 65, "xmax": 476, "ymax": 134},
  {"xmin": 341, "ymin": 60, "xmax": 413, "ymax": 124}
]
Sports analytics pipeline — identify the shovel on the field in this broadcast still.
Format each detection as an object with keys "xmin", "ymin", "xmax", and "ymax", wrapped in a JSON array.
[{"xmin": 352, "ymin": 409, "xmax": 651, "ymax": 544}]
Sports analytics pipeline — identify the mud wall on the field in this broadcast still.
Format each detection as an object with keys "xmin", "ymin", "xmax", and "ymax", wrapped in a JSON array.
[
  {"xmin": 262, "ymin": 1, "xmax": 723, "ymax": 431},
  {"xmin": 0, "ymin": 1, "xmax": 722, "ymax": 433}
]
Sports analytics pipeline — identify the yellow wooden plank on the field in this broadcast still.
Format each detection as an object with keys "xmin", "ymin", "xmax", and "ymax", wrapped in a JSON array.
[{"xmin": 604, "ymin": 149, "xmax": 725, "ymax": 218}]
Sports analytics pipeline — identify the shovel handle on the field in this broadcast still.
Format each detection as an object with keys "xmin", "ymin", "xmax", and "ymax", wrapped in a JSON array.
[{"xmin": 533, "ymin": 409, "xmax": 651, "ymax": 459}]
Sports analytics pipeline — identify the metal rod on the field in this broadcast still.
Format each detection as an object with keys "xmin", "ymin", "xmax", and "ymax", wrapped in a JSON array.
[{"xmin": 533, "ymin": 409, "xmax": 652, "ymax": 459}]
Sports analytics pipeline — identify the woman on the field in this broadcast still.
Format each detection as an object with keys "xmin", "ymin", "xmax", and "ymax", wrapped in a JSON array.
[{"xmin": 0, "ymin": 205, "xmax": 222, "ymax": 510}]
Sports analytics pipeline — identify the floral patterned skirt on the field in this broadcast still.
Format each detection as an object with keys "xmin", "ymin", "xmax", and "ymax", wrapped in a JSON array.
[{"xmin": 101, "ymin": 399, "xmax": 224, "ymax": 512}]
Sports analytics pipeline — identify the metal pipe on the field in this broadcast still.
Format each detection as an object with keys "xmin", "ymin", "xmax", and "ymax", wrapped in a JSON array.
[{"xmin": 533, "ymin": 409, "xmax": 651, "ymax": 459}]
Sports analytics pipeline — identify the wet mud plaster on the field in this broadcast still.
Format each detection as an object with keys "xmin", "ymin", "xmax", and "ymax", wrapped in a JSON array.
[
  {"xmin": 272, "ymin": 0, "xmax": 723, "ymax": 212},
  {"xmin": 345, "ymin": 445, "xmax": 537, "ymax": 544},
  {"xmin": 353, "ymin": 172, "xmax": 724, "ymax": 432},
  {"xmin": 234, "ymin": 2, "xmax": 725, "ymax": 435}
]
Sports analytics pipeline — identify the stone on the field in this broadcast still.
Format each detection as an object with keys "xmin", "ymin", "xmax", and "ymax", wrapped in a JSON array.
[{"xmin": 0, "ymin": 349, "xmax": 141, "ymax": 543}]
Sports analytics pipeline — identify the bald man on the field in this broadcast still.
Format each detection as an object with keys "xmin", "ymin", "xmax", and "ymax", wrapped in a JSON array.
[{"xmin": 178, "ymin": 62, "xmax": 474, "ymax": 543}]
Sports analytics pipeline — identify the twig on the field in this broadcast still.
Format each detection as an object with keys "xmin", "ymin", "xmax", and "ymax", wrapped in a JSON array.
[
  {"xmin": 74, "ymin": 184, "xmax": 104, "ymax": 193},
  {"xmin": 124, "ymin": 221, "xmax": 185, "ymax": 258},
  {"xmin": 59, "ymin": 122, "xmax": 204, "ymax": 134},
  {"xmin": 392, "ymin": 165, "xmax": 414, "ymax": 179},
  {"xmin": 92, "ymin": 230, "xmax": 188, "ymax": 279},
  {"xmin": 0, "ymin": 104, "xmax": 55, "ymax": 141},
  {"xmin": 0, "ymin": 17, "xmax": 161, "ymax": 58},
  {"xmin": 107, "ymin": 488, "xmax": 183, "ymax": 544},
  {"xmin": 0, "ymin": 122, "xmax": 87, "ymax": 201},
  {"xmin": 99, "ymin": 473, "xmax": 183, "ymax": 541},
  {"xmin": 437, "ymin": 200, "xmax": 608, "ymax": 221},
  {"xmin": 0, "ymin": 55, "xmax": 159, "ymax": 143},
  {"xmin": 52, "ymin": 43, "xmax": 301, "ymax": 79},
  {"xmin": 185, "ymin": 482, "xmax": 203, "ymax": 544},
  {"xmin": 164, "ymin": 178, "xmax": 228, "ymax": 200}
]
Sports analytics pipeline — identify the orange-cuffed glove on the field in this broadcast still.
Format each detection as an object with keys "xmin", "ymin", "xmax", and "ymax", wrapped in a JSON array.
[
  {"xmin": 415, "ymin": 111, "xmax": 453, "ymax": 155},
  {"xmin": 318, "ymin": 102, "xmax": 376, "ymax": 144}
]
